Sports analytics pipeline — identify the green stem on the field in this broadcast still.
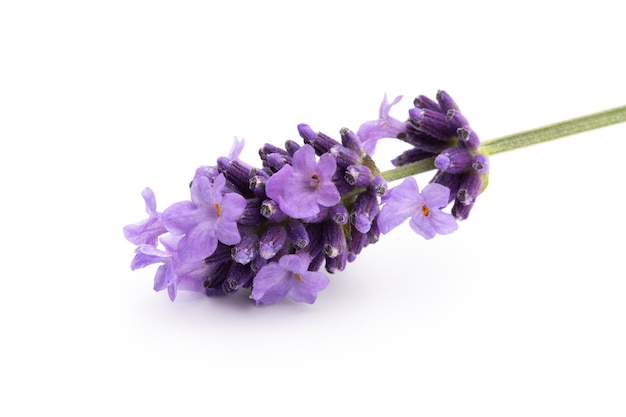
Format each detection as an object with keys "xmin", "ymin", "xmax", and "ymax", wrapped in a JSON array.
[{"xmin": 381, "ymin": 104, "xmax": 626, "ymax": 182}]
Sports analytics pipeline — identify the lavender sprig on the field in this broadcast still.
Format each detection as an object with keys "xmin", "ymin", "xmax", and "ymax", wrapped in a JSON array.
[{"xmin": 123, "ymin": 91, "xmax": 626, "ymax": 305}]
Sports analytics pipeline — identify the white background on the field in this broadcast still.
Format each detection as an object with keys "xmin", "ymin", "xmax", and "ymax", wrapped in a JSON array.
[{"xmin": 2, "ymin": 1, "xmax": 625, "ymax": 415}]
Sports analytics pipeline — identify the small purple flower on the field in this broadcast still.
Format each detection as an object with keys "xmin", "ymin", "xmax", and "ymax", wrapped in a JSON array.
[
  {"xmin": 123, "ymin": 188, "xmax": 167, "ymax": 246},
  {"xmin": 131, "ymin": 235, "xmax": 207, "ymax": 301},
  {"xmin": 377, "ymin": 177, "xmax": 458, "ymax": 239},
  {"xmin": 357, "ymin": 94, "xmax": 406, "ymax": 155},
  {"xmin": 265, "ymin": 144, "xmax": 340, "ymax": 219},
  {"xmin": 251, "ymin": 253, "xmax": 330, "ymax": 305},
  {"xmin": 162, "ymin": 173, "xmax": 246, "ymax": 263}
]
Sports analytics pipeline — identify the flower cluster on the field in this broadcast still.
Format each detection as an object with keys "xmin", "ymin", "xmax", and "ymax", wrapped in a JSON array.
[
  {"xmin": 362, "ymin": 90, "xmax": 490, "ymax": 220},
  {"xmin": 124, "ymin": 90, "xmax": 489, "ymax": 305}
]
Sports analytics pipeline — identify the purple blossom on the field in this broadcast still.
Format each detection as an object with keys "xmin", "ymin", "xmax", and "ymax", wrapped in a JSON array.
[
  {"xmin": 162, "ymin": 173, "xmax": 246, "ymax": 263},
  {"xmin": 131, "ymin": 235, "xmax": 207, "ymax": 301},
  {"xmin": 357, "ymin": 94, "xmax": 406, "ymax": 155},
  {"xmin": 251, "ymin": 253, "xmax": 330, "ymax": 305},
  {"xmin": 123, "ymin": 188, "xmax": 167, "ymax": 246},
  {"xmin": 377, "ymin": 177, "xmax": 458, "ymax": 239},
  {"xmin": 265, "ymin": 144, "xmax": 340, "ymax": 219}
]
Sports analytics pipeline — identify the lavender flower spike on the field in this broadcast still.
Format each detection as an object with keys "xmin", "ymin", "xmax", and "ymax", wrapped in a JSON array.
[
  {"xmin": 265, "ymin": 144, "xmax": 340, "ymax": 219},
  {"xmin": 162, "ymin": 173, "xmax": 246, "ymax": 263},
  {"xmin": 251, "ymin": 253, "xmax": 330, "ymax": 305},
  {"xmin": 357, "ymin": 94, "xmax": 406, "ymax": 155},
  {"xmin": 377, "ymin": 177, "xmax": 458, "ymax": 240}
]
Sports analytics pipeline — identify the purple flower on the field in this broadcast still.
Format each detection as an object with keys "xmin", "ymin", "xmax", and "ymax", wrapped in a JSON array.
[
  {"xmin": 357, "ymin": 94, "xmax": 406, "ymax": 155},
  {"xmin": 123, "ymin": 188, "xmax": 167, "ymax": 246},
  {"xmin": 162, "ymin": 173, "xmax": 246, "ymax": 263},
  {"xmin": 265, "ymin": 144, "xmax": 340, "ymax": 219},
  {"xmin": 251, "ymin": 254, "xmax": 330, "ymax": 305},
  {"xmin": 131, "ymin": 235, "xmax": 207, "ymax": 301},
  {"xmin": 377, "ymin": 177, "xmax": 458, "ymax": 239}
]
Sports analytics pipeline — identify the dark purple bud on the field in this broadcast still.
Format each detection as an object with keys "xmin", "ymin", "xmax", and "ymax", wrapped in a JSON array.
[
  {"xmin": 323, "ymin": 221, "xmax": 347, "ymax": 258},
  {"xmin": 232, "ymin": 233, "xmax": 259, "ymax": 265},
  {"xmin": 408, "ymin": 108, "xmax": 456, "ymax": 141},
  {"xmin": 366, "ymin": 217, "xmax": 380, "ymax": 244},
  {"xmin": 259, "ymin": 225, "xmax": 287, "ymax": 260},
  {"xmin": 297, "ymin": 124, "xmax": 341, "ymax": 155},
  {"xmin": 350, "ymin": 191, "xmax": 379, "ymax": 234},
  {"xmin": 304, "ymin": 223, "xmax": 324, "ymax": 259},
  {"xmin": 369, "ymin": 175, "xmax": 387, "ymax": 196},
  {"xmin": 217, "ymin": 157, "xmax": 253, "ymax": 194},
  {"xmin": 332, "ymin": 173, "xmax": 353, "ymax": 196},
  {"xmin": 223, "ymin": 262, "xmax": 254, "ymax": 294},
  {"xmin": 265, "ymin": 152, "xmax": 291, "ymax": 172},
  {"xmin": 249, "ymin": 171, "xmax": 268, "ymax": 199},
  {"xmin": 329, "ymin": 203, "xmax": 349, "ymax": 225},
  {"xmin": 436, "ymin": 90, "xmax": 459, "ymax": 114},
  {"xmin": 456, "ymin": 173, "xmax": 483, "ymax": 206},
  {"xmin": 445, "ymin": 108, "xmax": 469, "ymax": 130},
  {"xmin": 330, "ymin": 144, "xmax": 361, "ymax": 169},
  {"xmin": 471, "ymin": 154, "xmax": 490, "ymax": 174},
  {"xmin": 204, "ymin": 261, "xmax": 231, "ymax": 290},
  {"xmin": 414, "ymin": 94, "xmax": 442, "ymax": 112},
  {"xmin": 204, "ymin": 243, "xmax": 233, "ymax": 265},
  {"xmin": 239, "ymin": 198, "xmax": 265, "ymax": 226},
  {"xmin": 259, "ymin": 143, "xmax": 288, "ymax": 161},
  {"xmin": 307, "ymin": 251, "xmax": 325, "ymax": 272},
  {"xmin": 340, "ymin": 127, "xmax": 364, "ymax": 154},
  {"xmin": 434, "ymin": 146, "xmax": 473, "ymax": 174},
  {"xmin": 391, "ymin": 147, "xmax": 436, "ymax": 167},
  {"xmin": 251, "ymin": 255, "xmax": 267, "ymax": 273},
  {"xmin": 285, "ymin": 140, "xmax": 301, "ymax": 156},
  {"xmin": 260, "ymin": 199, "xmax": 287, "ymax": 222},
  {"xmin": 457, "ymin": 127, "xmax": 481, "ymax": 150},
  {"xmin": 452, "ymin": 199, "xmax": 474, "ymax": 221},
  {"xmin": 325, "ymin": 250, "xmax": 347, "ymax": 274},
  {"xmin": 347, "ymin": 228, "xmax": 368, "ymax": 257},
  {"xmin": 345, "ymin": 164, "xmax": 372, "ymax": 187},
  {"xmin": 403, "ymin": 124, "xmax": 452, "ymax": 152},
  {"xmin": 286, "ymin": 218, "xmax": 310, "ymax": 249}
]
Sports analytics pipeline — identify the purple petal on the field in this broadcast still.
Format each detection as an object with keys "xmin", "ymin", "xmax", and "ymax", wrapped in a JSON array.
[
  {"xmin": 251, "ymin": 262, "xmax": 291, "ymax": 305},
  {"xmin": 291, "ymin": 144, "xmax": 317, "ymax": 173},
  {"xmin": 315, "ymin": 181, "xmax": 341, "ymax": 208},
  {"xmin": 278, "ymin": 253, "xmax": 308, "ymax": 273},
  {"xmin": 220, "ymin": 192, "xmax": 247, "ymax": 222},
  {"xmin": 357, "ymin": 94, "xmax": 406, "ymax": 155},
  {"xmin": 153, "ymin": 263, "xmax": 171, "ymax": 291},
  {"xmin": 409, "ymin": 214, "xmax": 437, "ymax": 239},
  {"xmin": 216, "ymin": 218, "xmax": 241, "ymax": 246},
  {"xmin": 287, "ymin": 270, "xmax": 329, "ymax": 304},
  {"xmin": 377, "ymin": 178, "xmax": 422, "ymax": 234},
  {"xmin": 421, "ymin": 183, "xmax": 451, "ymax": 209},
  {"xmin": 123, "ymin": 217, "xmax": 164, "ymax": 246},
  {"xmin": 426, "ymin": 210, "xmax": 458, "ymax": 235},
  {"xmin": 228, "ymin": 137, "xmax": 245, "ymax": 160},
  {"xmin": 190, "ymin": 175, "xmax": 216, "ymax": 206},
  {"xmin": 162, "ymin": 201, "xmax": 216, "ymax": 236},
  {"xmin": 141, "ymin": 187, "xmax": 157, "ymax": 215},
  {"xmin": 316, "ymin": 153, "xmax": 337, "ymax": 179},
  {"xmin": 265, "ymin": 164, "xmax": 294, "ymax": 202},
  {"xmin": 131, "ymin": 251, "xmax": 163, "ymax": 270},
  {"xmin": 177, "ymin": 222, "xmax": 218, "ymax": 263},
  {"xmin": 278, "ymin": 193, "xmax": 319, "ymax": 218},
  {"xmin": 167, "ymin": 285, "xmax": 177, "ymax": 302}
]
